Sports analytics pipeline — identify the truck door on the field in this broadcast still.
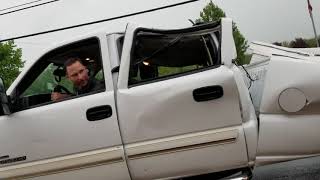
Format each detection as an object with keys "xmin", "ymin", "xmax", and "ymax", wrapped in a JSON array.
[
  {"xmin": 117, "ymin": 19, "xmax": 249, "ymax": 179},
  {"xmin": 0, "ymin": 37, "xmax": 130, "ymax": 180}
]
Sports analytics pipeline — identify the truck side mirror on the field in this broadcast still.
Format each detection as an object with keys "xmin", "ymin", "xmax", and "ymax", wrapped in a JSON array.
[{"xmin": 0, "ymin": 78, "xmax": 11, "ymax": 115}]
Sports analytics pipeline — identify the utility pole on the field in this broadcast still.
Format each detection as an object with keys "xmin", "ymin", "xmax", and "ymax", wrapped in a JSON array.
[{"xmin": 307, "ymin": 0, "xmax": 319, "ymax": 47}]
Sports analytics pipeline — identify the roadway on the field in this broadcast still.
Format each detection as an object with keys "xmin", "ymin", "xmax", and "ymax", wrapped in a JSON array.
[{"xmin": 253, "ymin": 156, "xmax": 320, "ymax": 180}]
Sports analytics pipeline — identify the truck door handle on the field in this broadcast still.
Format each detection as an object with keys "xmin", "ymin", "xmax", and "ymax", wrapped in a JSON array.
[
  {"xmin": 193, "ymin": 85, "xmax": 224, "ymax": 102},
  {"xmin": 86, "ymin": 105, "xmax": 112, "ymax": 121}
]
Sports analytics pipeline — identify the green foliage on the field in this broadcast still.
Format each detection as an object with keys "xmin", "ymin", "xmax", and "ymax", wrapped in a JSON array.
[
  {"xmin": 158, "ymin": 65, "xmax": 202, "ymax": 77},
  {"xmin": 23, "ymin": 64, "xmax": 74, "ymax": 96},
  {"xmin": 275, "ymin": 36, "xmax": 320, "ymax": 48},
  {"xmin": 244, "ymin": 54, "xmax": 253, "ymax": 65},
  {"xmin": 199, "ymin": 1, "xmax": 225, "ymax": 22},
  {"xmin": 233, "ymin": 25, "xmax": 248, "ymax": 64},
  {"xmin": 302, "ymin": 36, "xmax": 320, "ymax": 47},
  {"xmin": 197, "ymin": 1, "xmax": 249, "ymax": 65},
  {"xmin": 290, "ymin": 38, "xmax": 309, "ymax": 48},
  {"xmin": 0, "ymin": 40, "xmax": 24, "ymax": 88}
]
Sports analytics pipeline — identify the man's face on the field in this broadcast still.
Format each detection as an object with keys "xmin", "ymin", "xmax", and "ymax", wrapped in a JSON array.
[{"xmin": 66, "ymin": 61, "xmax": 89, "ymax": 89}]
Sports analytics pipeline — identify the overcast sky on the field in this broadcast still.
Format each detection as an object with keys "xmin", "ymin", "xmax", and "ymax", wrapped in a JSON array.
[{"xmin": 0, "ymin": 0, "xmax": 319, "ymax": 62}]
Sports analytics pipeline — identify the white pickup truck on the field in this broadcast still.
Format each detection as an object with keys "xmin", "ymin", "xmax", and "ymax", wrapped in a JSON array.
[{"xmin": 0, "ymin": 18, "xmax": 320, "ymax": 180}]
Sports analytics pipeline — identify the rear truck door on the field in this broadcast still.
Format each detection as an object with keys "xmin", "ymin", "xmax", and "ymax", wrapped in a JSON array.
[
  {"xmin": 255, "ymin": 55, "xmax": 320, "ymax": 165},
  {"xmin": 117, "ymin": 18, "xmax": 251, "ymax": 179},
  {"xmin": 0, "ymin": 37, "xmax": 130, "ymax": 180}
]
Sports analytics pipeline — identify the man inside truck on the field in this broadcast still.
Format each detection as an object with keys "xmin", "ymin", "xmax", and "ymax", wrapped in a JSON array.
[{"xmin": 51, "ymin": 57, "xmax": 104, "ymax": 101}]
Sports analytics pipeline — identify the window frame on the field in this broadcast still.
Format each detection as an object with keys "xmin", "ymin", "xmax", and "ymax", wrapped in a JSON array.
[
  {"xmin": 127, "ymin": 22, "xmax": 222, "ymax": 88},
  {"xmin": 12, "ymin": 37, "xmax": 105, "ymax": 112}
]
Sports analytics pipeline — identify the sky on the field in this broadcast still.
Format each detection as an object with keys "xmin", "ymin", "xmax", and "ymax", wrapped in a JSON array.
[{"xmin": 0, "ymin": 0, "xmax": 319, "ymax": 63}]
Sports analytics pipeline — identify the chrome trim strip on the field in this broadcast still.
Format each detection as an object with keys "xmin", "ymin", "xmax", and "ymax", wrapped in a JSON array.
[
  {"xmin": 0, "ymin": 146, "xmax": 124, "ymax": 179},
  {"xmin": 129, "ymin": 138, "xmax": 236, "ymax": 160},
  {"xmin": 126, "ymin": 127, "xmax": 239, "ymax": 160}
]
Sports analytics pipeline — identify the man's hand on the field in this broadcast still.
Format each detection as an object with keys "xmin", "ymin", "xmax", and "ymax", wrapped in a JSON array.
[{"xmin": 51, "ymin": 92, "xmax": 70, "ymax": 102}]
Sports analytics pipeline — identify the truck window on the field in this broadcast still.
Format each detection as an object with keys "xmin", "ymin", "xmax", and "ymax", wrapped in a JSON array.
[
  {"xmin": 13, "ymin": 38, "xmax": 105, "ymax": 111},
  {"xmin": 22, "ymin": 63, "xmax": 73, "ymax": 97},
  {"xmin": 128, "ymin": 30, "xmax": 219, "ymax": 86}
]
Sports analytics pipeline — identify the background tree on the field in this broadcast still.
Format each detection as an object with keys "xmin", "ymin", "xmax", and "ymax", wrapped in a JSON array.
[
  {"xmin": 304, "ymin": 36, "xmax": 320, "ymax": 47},
  {"xmin": 273, "ymin": 42, "xmax": 283, "ymax": 46},
  {"xmin": 290, "ymin": 38, "xmax": 309, "ymax": 48},
  {"xmin": 197, "ymin": 1, "xmax": 249, "ymax": 65},
  {"xmin": 0, "ymin": 40, "xmax": 24, "ymax": 88},
  {"xmin": 274, "ymin": 36, "xmax": 320, "ymax": 48}
]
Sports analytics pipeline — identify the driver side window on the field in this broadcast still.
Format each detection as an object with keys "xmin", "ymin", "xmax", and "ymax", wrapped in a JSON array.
[
  {"xmin": 22, "ymin": 63, "xmax": 74, "ymax": 97},
  {"xmin": 13, "ymin": 38, "xmax": 105, "ymax": 112}
]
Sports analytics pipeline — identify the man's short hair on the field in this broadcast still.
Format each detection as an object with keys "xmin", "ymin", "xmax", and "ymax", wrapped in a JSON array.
[{"xmin": 64, "ymin": 57, "xmax": 84, "ymax": 69}]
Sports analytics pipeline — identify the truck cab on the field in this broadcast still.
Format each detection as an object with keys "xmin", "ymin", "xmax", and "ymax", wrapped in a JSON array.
[{"xmin": 0, "ymin": 18, "xmax": 320, "ymax": 180}]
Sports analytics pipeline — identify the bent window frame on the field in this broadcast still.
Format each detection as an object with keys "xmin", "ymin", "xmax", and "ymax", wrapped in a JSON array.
[{"xmin": 128, "ymin": 22, "xmax": 222, "ymax": 88}]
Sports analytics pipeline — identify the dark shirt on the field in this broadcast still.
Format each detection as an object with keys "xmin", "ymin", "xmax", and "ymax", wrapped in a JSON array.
[{"xmin": 74, "ymin": 78, "xmax": 105, "ymax": 95}]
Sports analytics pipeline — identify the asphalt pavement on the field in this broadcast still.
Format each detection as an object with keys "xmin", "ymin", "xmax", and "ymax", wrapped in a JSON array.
[{"xmin": 252, "ymin": 156, "xmax": 320, "ymax": 180}]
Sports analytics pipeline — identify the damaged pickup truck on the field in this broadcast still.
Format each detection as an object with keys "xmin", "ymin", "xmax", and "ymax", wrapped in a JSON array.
[{"xmin": 0, "ymin": 18, "xmax": 320, "ymax": 180}]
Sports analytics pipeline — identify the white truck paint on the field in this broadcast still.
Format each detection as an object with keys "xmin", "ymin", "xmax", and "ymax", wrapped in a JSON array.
[
  {"xmin": 0, "ymin": 18, "xmax": 319, "ymax": 179},
  {"xmin": 245, "ymin": 42, "xmax": 320, "ymax": 166}
]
